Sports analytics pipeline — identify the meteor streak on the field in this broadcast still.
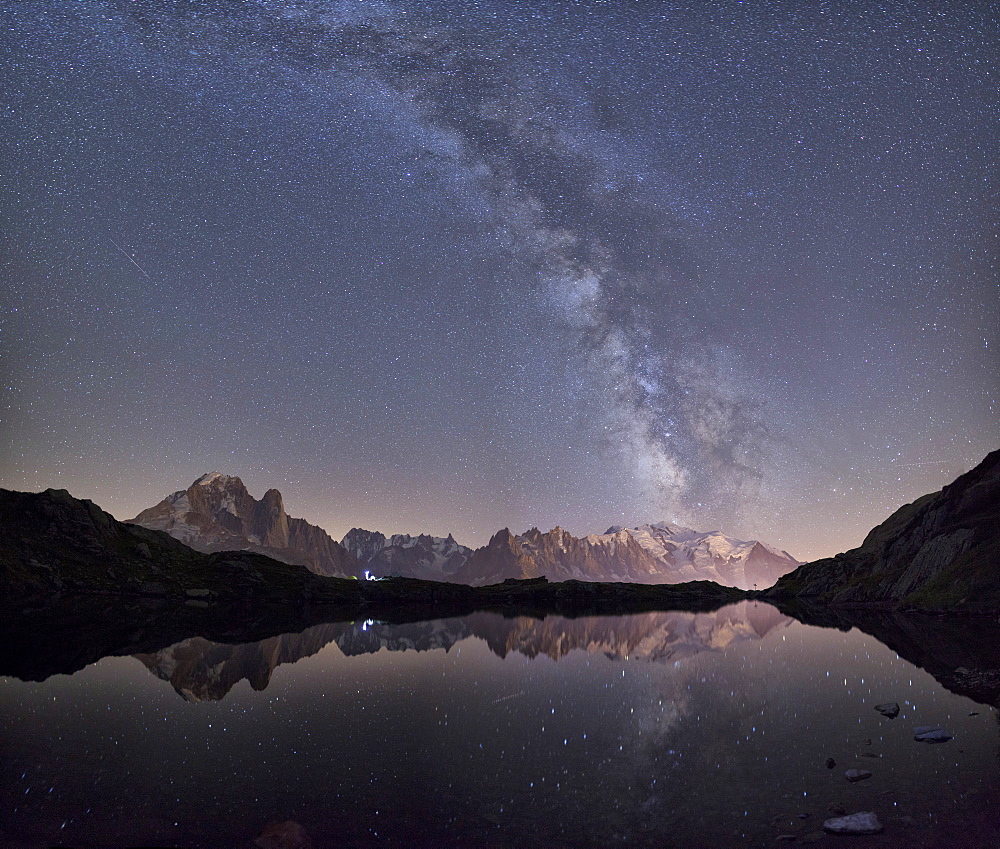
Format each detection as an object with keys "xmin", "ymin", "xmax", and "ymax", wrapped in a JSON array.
[
  {"xmin": 109, "ymin": 237, "xmax": 155, "ymax": 283},
  {"xmin": 889, "ymin": 459, "xmax": 971, "ymax": 468}
]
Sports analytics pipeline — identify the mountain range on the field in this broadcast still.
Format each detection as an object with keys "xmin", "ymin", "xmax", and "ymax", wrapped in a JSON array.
[
  {"xmin": 128, "ymin": 472, "xmax": 799, "ymax": 589},
  {"xmin": 2, "ymin": 449, "xmax": 996, "ymax": 616},
  {"xmin": 452, "ymin": 523, "xmax": 796, "ymax": 589}
]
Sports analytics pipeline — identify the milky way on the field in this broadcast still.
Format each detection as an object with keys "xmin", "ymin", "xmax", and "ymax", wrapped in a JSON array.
[{"xmin": 2, "ymin": 1, "xmax": 997, "ymax": 558}]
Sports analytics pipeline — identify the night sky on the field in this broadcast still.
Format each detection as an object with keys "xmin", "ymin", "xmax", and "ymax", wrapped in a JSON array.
[{"xmin": 2, "ymin": 0, "xmax": 997, "ymax": 560}]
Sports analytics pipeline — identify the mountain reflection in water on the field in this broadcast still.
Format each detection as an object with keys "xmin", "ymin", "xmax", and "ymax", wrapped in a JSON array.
[
  {"xmin": 134, "ymin": 602, "xmax": 791, "ymax": 702},
  {"xmin": 2, "ymin": 602, "xmax": 999, "ymax": 848}
]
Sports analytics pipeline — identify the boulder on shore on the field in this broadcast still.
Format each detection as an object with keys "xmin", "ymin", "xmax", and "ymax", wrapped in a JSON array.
[
  {"xmin": 822, "ymin": 812, "xmax": 883, "ymax": 835},
  {"xmin": 913, "ymin": 725, "xmax": 953, "ymax": 743}
]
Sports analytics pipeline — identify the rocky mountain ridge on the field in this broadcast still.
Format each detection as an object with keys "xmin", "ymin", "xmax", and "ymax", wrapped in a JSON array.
[
  {"xmin": 129, "ymin": 473, "xmax": 799, "ymax": 589},
  {"xmin": 341, "ymin": 527, "xmax": 471, "ymax": 582},
  {"xmin": 452, "ymin": 523, "xmax": 797, "ymax": 590},
  {"xmin": 0, "ymin": 486, "xmax": 365, "ymax": 605},
  {"xmin": 0, "ymin": 484, "xmax": 744, "ymax": 621},
  {"xmin": 768, "ymin": 449, "xmax": 1000, "ymax": 611},
  {"xmin": 129, "ymin": 472, "xmax": 359, "ymax": 578}
]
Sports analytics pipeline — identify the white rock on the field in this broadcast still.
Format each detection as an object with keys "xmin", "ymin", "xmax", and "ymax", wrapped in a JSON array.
[
  {"xmin": 913, "ymin": 725, "xmax": 953, "ymax": 743},
  {"xmin": 822, "ymin": 812, "xmax": 883, "ymax": 835}
]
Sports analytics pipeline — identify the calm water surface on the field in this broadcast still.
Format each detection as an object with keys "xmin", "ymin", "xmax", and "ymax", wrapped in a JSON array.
[{"xmin": 1, "ymin": 602, "xmax": 998, "ymax": 848}]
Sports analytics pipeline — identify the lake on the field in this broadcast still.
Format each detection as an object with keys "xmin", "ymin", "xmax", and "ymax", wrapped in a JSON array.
[{"xmin": 2, "ymin": 601, "xmax": 998, "ymax": 848}]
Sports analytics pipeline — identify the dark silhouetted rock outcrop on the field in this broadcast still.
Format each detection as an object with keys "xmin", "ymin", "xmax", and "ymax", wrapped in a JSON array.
[{"xmin": 767, "ymin": 450, "xmax": 1000, "ymax": 611}]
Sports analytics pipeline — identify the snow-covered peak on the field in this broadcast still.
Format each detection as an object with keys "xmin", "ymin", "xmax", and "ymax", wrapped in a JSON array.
[
  {"xmin": 192, "ymin": 472, "xmax": 237, "ymax": 487},
  {"xmin": 649, "ymin": 520, "xmax": 696, "ymax": 536},
  {"xmin": 584, "ymin": 521, "xmax": 800, "ymax": 590},
  {"xmin": 751, "ymin": 539, "xmax": 797, "ymax": 560}
]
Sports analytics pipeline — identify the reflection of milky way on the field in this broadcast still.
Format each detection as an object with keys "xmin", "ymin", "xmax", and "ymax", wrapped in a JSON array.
[{"xmin": 4, "ymin": 610, "xmax": 1000, "ymax": 847}]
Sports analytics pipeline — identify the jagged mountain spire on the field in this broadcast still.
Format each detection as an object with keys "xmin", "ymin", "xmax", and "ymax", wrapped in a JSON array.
[{"xmin": 129, "ymin": 474, "xmax": 358, "ymax": 578}]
